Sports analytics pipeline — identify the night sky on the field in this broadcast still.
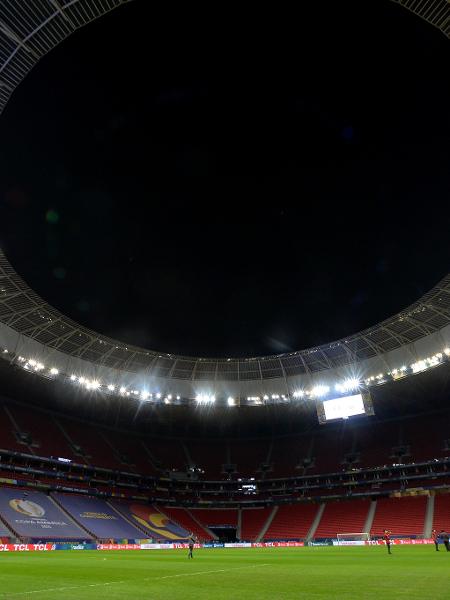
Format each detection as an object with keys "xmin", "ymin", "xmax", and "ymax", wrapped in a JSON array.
[{"xmin": 0, "ymin": 0, "xmax": 449, "ymax": 358}]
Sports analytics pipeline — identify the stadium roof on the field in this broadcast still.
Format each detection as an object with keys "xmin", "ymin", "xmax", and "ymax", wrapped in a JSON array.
[
  {"xmin": 1, "ymin": 249, "xmax": 449, "ymax": 391},
  {"xmin": 0, "ymin": 0, "xmax": 449, "ymax": 397},
  {"xmin": 0, "ymin": 0, "xmax": 449, "ymax": 117}
]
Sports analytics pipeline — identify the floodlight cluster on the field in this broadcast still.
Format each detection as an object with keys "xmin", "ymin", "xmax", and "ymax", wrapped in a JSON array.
[
  {"xmin": 5, "ymin": 345, "xmax": 450, "ymax": 407},
  {"xmin": 195, "ymin": 394, "xmax": 215, "ymax": 403}
]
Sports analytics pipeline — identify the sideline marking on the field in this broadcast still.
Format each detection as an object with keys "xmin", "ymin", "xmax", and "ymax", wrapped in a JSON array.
[{"xmin": 4, "ymin": 563, "xmax": 271, "ymax": 597}]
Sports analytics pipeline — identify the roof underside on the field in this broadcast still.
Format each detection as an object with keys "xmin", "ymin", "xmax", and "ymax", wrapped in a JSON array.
[
  {"xmin": 1, "ymin": 250, "xmax": 450, "ymax": 380},
  {"xmin": 0, "ymin": 0, "xmax": 449, "ymax": 381},
  {"xmin": 0, "ymin": 0, "xmax": 449, "ymax": 116}
]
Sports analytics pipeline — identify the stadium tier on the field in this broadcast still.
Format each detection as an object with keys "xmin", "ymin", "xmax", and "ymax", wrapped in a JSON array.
[
  {"xmin": 4, "ymin": 402, "xmax": 73, "ymax": 459},
  {"xmin": 264, "ymin": 504, "xmax": 319, "ymax": 540},
  {"xmin": 161, "ymin": 507, "xmax": 214, "ymax": 541},
  {"xmin": 100, "ymin": 430, "xmax": 157, "ymax": 475},
  {"xmin": 110, "ymin": 501, "xmax": 189, "ymax": 540},
  {"xmin": 52, "ymin": 493, "xmax": 143, "ymax": 540},
  {"xmin": 432, "ymin": 494, "xmax": 450, "ymax": 532},
  {"xmin": 0, "ymin": 488, "xmax": 89, "ymax": 541},
  {"xmin": 313, "ymin": 499, "xmax": 371, "ymax": 538},
  {"xmin": 229, "ymin": 439, "xmax": 270, "ymax": 477},
  {"xmin": 186, "ymin": 439, "xmax": 227, "ymax": 479},
  {"xmin": 241, "ymin": 507, "xmax": 273, "ymax": 541},
  {"xmin": 370, "ymin": 496, "xmax": 427, "ymax": 537},
  {"xmin": 191, "ymin": 508, "xmax": 238, "ymax": 527},
  {"xmin": 147, "ymin": 438, "xmax": 187, "ymax": 473},
  {"xmin": 56, "ymin": 418, "xmax": 121, "ymax": 470}
]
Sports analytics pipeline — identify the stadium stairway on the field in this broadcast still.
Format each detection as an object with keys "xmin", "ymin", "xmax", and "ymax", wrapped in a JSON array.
[
  {"xmin": 306, "ymin": 504, "xmax": 325, "ymax": 541},
  {"xmin": 264, "ymin": 503, "xmax": 321, "ymax": 541},
  {"xmin": 364, "ymin": 500, "xmax": 377, "ymax": 534},
  {"xmin": 0, "ymin": 511, "xmax": 17, "ymax": 540},
  {"xmin": 236, "ymin": 508, "xmax": 242, "ymax": 540},
  {"xmin": 257, "ymin": 506, "xmax": 278, "ymax": 541},
  {"xmin": 49, "ymin": 494, "xmax": 95, "ymax": 541},
  {"xmin": 424, "ymin": 495, "xmax": 434, "ymax": 538}
]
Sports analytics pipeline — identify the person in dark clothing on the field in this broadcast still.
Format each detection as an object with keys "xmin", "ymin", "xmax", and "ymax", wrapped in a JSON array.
[
  {"xmin": 432, "ymin": 529, "xmax": 439, "ymax": 551},
  {"xmin": 383, "ymin": 530, "xmax": 392, "ymax": 555},
  {"xmin": 188, "ymin": 533, "xmax": 196, "ymax": 559},
  {"xmin": 440, "ymin": 530, "xmax": 450, "ymax": 551}
]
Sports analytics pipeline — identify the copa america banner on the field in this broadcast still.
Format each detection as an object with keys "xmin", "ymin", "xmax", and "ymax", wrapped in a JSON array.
[
  {"xmin": 110, "ymin": 501, "xmax": 189, "ymax": 540},
  {"xmin": 53, "ymin": 494, "xmax": 143, "ymax": 539},
  {"xmin": 0, "ymin": 488, "xmax": 88, "ymax": 539}
]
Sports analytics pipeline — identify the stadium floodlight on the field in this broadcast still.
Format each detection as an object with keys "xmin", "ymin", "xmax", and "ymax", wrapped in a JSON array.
[
  {"xmin": 49, "ymin": 367, "xmax": 59, "ymax": 375},
  {"xmin": 444, "ymin": 348, "xmax": 450, "ymax": 356},
  {"xmin": 70, "ymin": 374, "xmax": 76, "ymax": 381},
  {"xmin": 176, "ymin": 395, "xmax": 180, "ymax": 400},
  {"xmin": 227, "ymin": 397, "xmax": 235, "ymax": 406},
  {"xmin": 78, "ymin": 376, "xmax": 86, "ymax": 384},
  {"xmin": 196, "ymin": 394, "xmax": 215, "ymax": 403},
  {"xmin": 141, "ymin": 391, "xmax": 150, "ymax": 400},
  {"xmin": 263, "ymin": 395, "xmax": 269, "ymax": 400},
  {"xmin": 164, "ymin": 398, "xmax": 170, "ymax": 404},
  {"xmin": 156, "ymin": 393, "xmax": 162, "ymax": 399},
  {"xmin": 35, "ymin": 362, "xmax": 44, "ymax": 371},
  {"xmin": 29, "ymin": 359, "xmax": 36, "ymax": 367},
  {"xmin": 91, "ymin": 380, "xmax": 100, "ymax": 390},
  {"xmin": 293, "ymin": 390, "xmax": 304, "ymax": 398},
  {"xmin": 167, "ymin": 394, "xmax": 172, "ymax": 400},
  {"xmin": 335, "ymin": 378, "xmax": 360, "ymax": 393},
  {"xmin": 107, "ymin": 384, "xmax": 115, "ymax": 391},
  {"xmin": 311, "ymin": 385, "xmax": 330, "ymax": 398},
  {"xmin": 119, "ymin": 386, "xmax": 126, "ymax": 394}
]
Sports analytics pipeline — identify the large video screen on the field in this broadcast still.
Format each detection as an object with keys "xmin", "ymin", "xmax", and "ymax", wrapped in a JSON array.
[
  {"xmin": 317, "ymin": 391, "xmax": 374, "ymax": 424},
  {"xmin": 323, "ymin": 394, "xmax": 365, "ymax": 420}
]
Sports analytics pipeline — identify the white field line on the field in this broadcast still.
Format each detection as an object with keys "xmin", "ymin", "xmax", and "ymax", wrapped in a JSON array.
[{"xmin": 3, "ymin": 563, "xmax": 271, "ymax": 597}]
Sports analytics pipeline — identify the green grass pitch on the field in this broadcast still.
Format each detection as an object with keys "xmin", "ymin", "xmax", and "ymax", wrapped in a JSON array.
[{"xmin": 1, "ymin": 546, "xmax": 449, "ymax": 599}]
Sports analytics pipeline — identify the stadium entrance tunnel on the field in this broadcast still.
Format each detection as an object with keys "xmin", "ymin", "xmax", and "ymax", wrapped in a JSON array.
[{"xmin": 210, "ymin": 527, "xmax": 237, "ymax": 543}]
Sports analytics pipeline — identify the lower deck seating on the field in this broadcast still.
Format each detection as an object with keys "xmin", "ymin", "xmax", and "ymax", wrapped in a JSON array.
[
  {"xmin": 241, "ymin": 507, "xmax": 272, "ymax": 541},
  {"xmin": 264, "ymin": 503, "xmax": 319, "ymax": 540},
  {"xmin": 314, "ymin": 499, "xmax": 370, "ymax": 538},
  {"xmin": 371, "ymin": 496, "xmax": 427, "ymax": 536},
  {"xmin": 191, "ymin": 508, "xmax": 238, "ymax": 527},
  {"xmin": 161, "ymin": 507, "xmax": 214, "ymax": 541},
  {"xmin": 432, "ymin": 494, "xmax": 450, "ymax": 532}
]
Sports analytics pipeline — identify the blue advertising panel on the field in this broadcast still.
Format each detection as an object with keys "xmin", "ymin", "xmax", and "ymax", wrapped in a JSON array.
[
  {"xmin": 0, "ymin": 488, "xmax": 88, "ymax": 539},
  {"xmin": 53, "ymin": 493, "xmax": 143, "ymax": 539}
]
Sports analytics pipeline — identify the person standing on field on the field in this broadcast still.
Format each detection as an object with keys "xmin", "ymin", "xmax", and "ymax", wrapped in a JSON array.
[
  {"xmin": 188, "ymin": 533, "xmax": 196, "ymax": 559},
  {"xmin": 432, "ymin": 529, "xmax": 439, "ymax": 551},
  {"xmin": 383, "ymin": 530, "xmax": 392, "ymax": 555},
  {"xmin": 440, "ymin": 530, "xmax": 450, "ymax": 551}
]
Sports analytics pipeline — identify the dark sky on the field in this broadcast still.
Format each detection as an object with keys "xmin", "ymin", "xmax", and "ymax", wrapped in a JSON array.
[{"xmin": 0, "ymin": 0, "xmax": 449, "ymax": 358}]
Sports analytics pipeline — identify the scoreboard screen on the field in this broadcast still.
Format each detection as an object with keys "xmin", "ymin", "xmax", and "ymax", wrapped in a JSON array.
[{"xmin": 317, "ymin": 390, "xmax": 374, "ymax": 424}]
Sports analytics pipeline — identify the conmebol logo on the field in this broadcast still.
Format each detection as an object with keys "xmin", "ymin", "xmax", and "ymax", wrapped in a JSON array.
[{"xmin": 9, "ymin": 499, "xmax": 45, "ymax": 518}]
